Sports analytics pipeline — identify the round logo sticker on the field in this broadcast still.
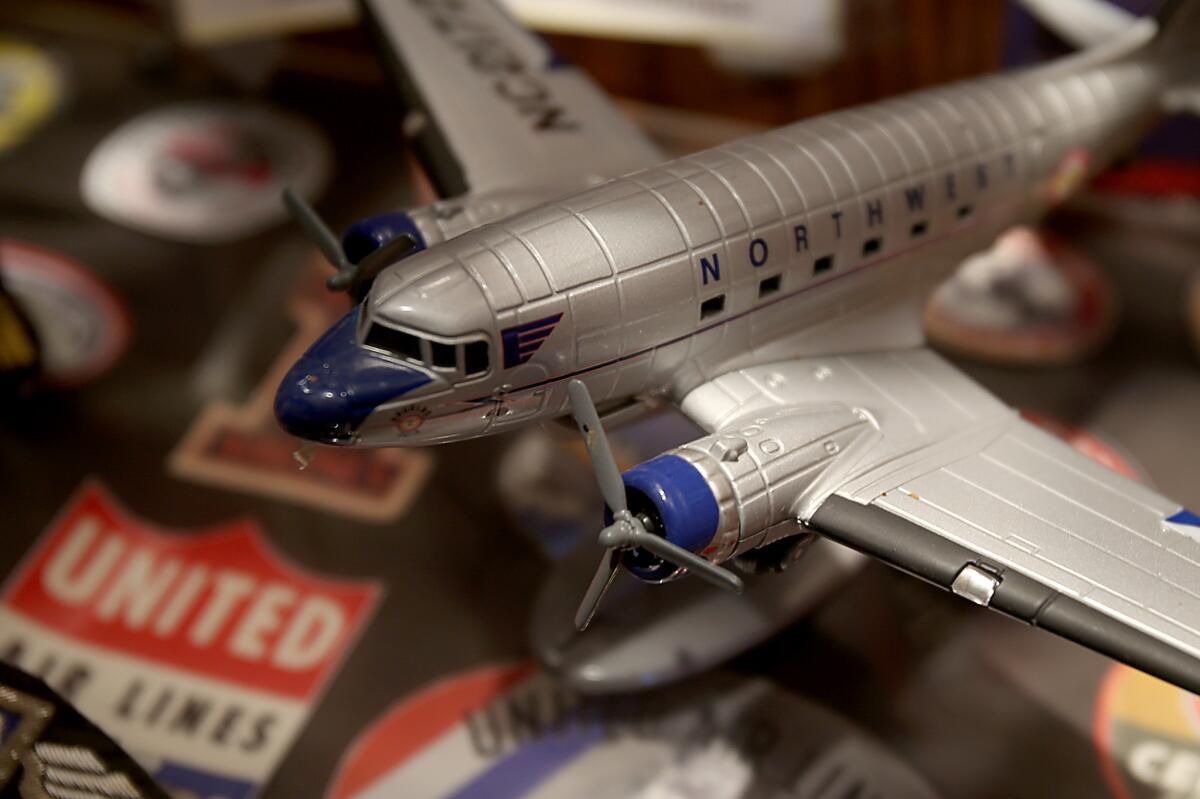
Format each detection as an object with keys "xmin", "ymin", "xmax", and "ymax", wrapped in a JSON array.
[
  {"xmin": 327, "ymin": 664, "xmax": 941, "ymax": 799},
  {"xmin": 0, "ymin": 270, "xmax": 40, "ymax": 388},
  {"xmin": 0, "ymin": 39, "xmax": 66, "ymax": 155},
  {"xmin": 925, "ymin": 226, "xmax": 1117, "ymax": 366},
  {"xmin": 391, "ymin": 405, "xmax": 430, "ymax": 435},
  {"xmin": 0, "ymin": 240, "xmax": 129, "ymax": 386},
  {"xmin": 1094, "ymin": 666, "xmax": 1200, "ymax": 799},
  {"xmin": 80, "ymin": 103, "xmax": 331, "ymax": 243}
]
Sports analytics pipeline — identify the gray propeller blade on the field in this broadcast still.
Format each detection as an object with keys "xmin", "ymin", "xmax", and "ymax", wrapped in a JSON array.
[
  {"xmin": 574, "ymin": 547, "xmax": 622, "ymax": 631},
  {"xmin": 283, "ymin": 187, "xmax": 419, "ymax": 300},
  {"xmin": 568, "ymin": 379, "xmax": 743, "ymax": 631},
  {"xmin": 566, "ymin": 380, "xmax": 627, "ymax": 515},
  {"xmin": 282, "ymin": 187, "xmax": 349, "ymax": 273},
  {"xmin": 332, "ymin": 232, "xmax": 419, "ymax": 297}
]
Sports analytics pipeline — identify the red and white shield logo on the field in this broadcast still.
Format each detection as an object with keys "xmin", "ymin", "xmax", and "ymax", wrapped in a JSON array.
[{"xmin": 0, "ymin": 481, "xmax": 381, "ymax": 798}]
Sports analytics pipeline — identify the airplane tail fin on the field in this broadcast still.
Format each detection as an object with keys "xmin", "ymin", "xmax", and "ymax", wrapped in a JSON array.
[
  {"xmin": 1019, "ymin": 0, "xmax": 1200, "ymax": 114},
  {"xmin": 1015, "ymin": 0, "xmax": 1136, "ymax": 49}
]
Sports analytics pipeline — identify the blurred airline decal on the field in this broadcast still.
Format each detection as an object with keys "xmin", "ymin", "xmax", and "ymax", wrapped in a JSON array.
[
  {"xmin": 0, "ymin": 481, "xmax": 381, "ymax": 799},
  {"xmin": 0, "ymin": 39, "xmax": 66, "ymax": 155},
  {"xmin": 1094, "ymin": 664, "xmax": 1200, "ymax": 799},
  {"xmin": 325, "ymin": 664, "xmax": 939, "ymax": 799},
  {"xmin": 0, "ymin": 240, "xmax": 131, "ymax": 388},
  {"xmin": 169, "ymin": 260, "xmax": 432, "ymax": 523},
  {"xmin": 80, "ymin": 104, "xmax": 331, "ymax": 244}
]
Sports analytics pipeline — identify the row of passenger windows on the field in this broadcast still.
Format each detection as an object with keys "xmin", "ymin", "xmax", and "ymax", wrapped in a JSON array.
[
  {"xmin": 696, "ymin": 201, "xmax": 977, "ymax": 322},
  {"xmin": 364, "ymin": 322, "xmax": 490, "ymax": 376}
]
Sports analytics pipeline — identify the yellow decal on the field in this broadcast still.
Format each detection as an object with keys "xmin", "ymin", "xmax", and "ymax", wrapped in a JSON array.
[{"xmin": 0, "ymin": 40, "xmax": 65, "ymax": 153}]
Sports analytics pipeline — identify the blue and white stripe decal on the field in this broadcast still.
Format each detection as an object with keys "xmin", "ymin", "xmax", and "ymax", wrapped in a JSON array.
[
  {"xmin": 445, "ymin": 724, "xmax": 602, "ymax": 799},
  {"xmin": 501, "ymin": 313, "xmax": 563, "ymax": 368},
  {"xmin": 1166, "ymin": 508, "xmax": 1200, "ymax": 532}
]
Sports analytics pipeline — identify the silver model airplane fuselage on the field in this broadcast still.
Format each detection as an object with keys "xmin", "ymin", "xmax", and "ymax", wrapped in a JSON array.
[
  {"xmin": 275, "ymin": 26, "xmax": 1165, "ymax": 449},
  {"xmin": 274, "ymin": 1, "xmax": 1200, "ymax": 694}
]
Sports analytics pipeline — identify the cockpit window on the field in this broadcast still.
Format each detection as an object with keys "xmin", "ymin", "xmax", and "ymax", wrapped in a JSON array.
[
  {"xmin": 430, "ymin": 340, "xmax": 456, "ymax": 369},
  {"xmin": 464, "ymin": 340, "xmax": 488, "ymax": 376},
  {"xmin": 365, "ymin": 324, "xmax": 420, "ymax": 361},
  {"xmin": 363, "ymin": 320, "xmax": 490, "ymax": 378}
]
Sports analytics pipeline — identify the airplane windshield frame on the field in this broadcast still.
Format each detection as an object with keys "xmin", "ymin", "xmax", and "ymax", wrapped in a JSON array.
[{"xmin": 361, "ymin": 318, "xmax": 490, "ymax": 379}]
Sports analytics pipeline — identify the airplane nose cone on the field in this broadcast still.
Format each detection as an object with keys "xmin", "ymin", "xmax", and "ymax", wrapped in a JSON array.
[{"xmin": 274, "ymin": 305, "xmax": 431, "ymax": 444}]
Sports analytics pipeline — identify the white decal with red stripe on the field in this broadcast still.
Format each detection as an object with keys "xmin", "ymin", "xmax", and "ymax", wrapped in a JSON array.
[{"xmin": 0, "ymin": 481, "xmax": 380, "ymax": 799}]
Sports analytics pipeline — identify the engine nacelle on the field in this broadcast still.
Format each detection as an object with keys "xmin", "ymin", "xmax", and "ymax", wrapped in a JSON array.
[
  {"xmin": 339, "ymin": 186, "xmax": 570, "ymax": 272},
  {"xmin": 616, "ymin": 406, "xmax": 877, "ymax": 580},
  {"xmin": 342, "ymin": 211, "xmax": 427, "ymax": 264}
]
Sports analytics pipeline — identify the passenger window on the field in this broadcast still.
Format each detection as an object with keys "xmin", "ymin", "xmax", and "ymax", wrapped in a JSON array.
[
  {"xmin": 813, "ymin": 255, "xmax": 834, "ymax": 275},
  {"xmin": 910, "ymin": 221, "xmax": 928, "ymax": 238},
  {"xmin": 700, "ymin": 295, "xmax": 725, "ymax": 319},
  {"xmin": 464, "ymin": 340, "xmax": 489, "ymax": 376},
  {"xmin": 956, "ymin": 204, "xmax": 974, "ymax": 220},
  {"xmin": 862, "ymin": 237, "xmax": 882, "ymax": 257},
  {"xmin": 431, "ymin": 340, "xmax": 457, "ymax": 369},
  {"xmin": 758, "ymin": 275, "xmax": 781, "ymax": 298},
  {"xmin": 365, "ymin": 323, "xmax": 421, "ymax": 361}
]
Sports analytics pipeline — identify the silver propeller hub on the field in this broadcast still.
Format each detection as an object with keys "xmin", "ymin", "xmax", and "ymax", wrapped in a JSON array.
[{"xmin": 566, "ymin": 380, "xmax": 743, "ymax": 631}]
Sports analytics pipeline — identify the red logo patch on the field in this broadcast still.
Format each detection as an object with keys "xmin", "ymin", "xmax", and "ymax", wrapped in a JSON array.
[{"xmin": 0, "ymin": 481, "xmax": 381, "ymax": 797}]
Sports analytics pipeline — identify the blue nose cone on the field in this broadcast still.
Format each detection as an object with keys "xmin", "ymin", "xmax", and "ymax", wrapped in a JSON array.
[{"xmin": 274, "ymin": 306, "xmax": 432, "ymax": 444}]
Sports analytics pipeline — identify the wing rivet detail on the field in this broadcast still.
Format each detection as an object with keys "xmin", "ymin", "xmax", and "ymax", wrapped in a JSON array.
[{"xmin": 952, "ymin": 564, "xmax": 1001, "ymax": 606}]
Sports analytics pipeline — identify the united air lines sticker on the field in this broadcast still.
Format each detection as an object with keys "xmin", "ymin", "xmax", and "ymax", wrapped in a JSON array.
[
  {"xmin": 327, "ymin": 664, "xmax": 939, "ymax": 799},
  {"xmin": 0, "ymin": 481, "xmax": 380, "ymax": 799},
  {"xmin": 1094, "ymin": 666, "xmax": 1200, "ymax": 799}
]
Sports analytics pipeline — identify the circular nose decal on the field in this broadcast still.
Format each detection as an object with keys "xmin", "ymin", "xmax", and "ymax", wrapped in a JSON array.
[{"xmin": 392, "ymin": 406, "xmax": 429, "ymax": 435}]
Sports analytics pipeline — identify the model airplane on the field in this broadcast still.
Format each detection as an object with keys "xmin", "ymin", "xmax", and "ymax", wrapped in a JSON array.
[{"xmin": 275, "ymin": 0, "xmax": 1200, "ymax": 693}]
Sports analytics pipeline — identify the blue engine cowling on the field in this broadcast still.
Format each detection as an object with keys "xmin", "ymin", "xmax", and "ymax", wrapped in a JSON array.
[
  {"xmin": 341, "ymin": 211, "xmax": 426, "ymax": 265},
  {"xmin": 606, "ymin": 454, "xmax": 721, "ymax": 582}
]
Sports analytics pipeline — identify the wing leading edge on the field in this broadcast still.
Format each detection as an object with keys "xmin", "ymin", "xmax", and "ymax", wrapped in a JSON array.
[
  {"xmin": 676, "ymin": 348, "xmax": 1200, "ymax": 693},
  {"xmin": 360, "ymin": 0, "xmax": 664, "ymax": 198}
]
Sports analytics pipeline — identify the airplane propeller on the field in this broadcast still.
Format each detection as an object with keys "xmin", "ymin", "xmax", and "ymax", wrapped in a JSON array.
[
  {"xmin": 566, "ymin": 379, "xmax": 744, "ymax": 631},
  {"xmin": 282, "ymin": 187, "xmax": 418, "ymax": 302}
]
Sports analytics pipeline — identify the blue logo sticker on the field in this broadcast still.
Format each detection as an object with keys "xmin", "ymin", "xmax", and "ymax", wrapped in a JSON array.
[
  {"xmin": 1167, "ymin": 509, "xmax": 1200, "ymax": 528},
  {"xmin": 501, "ymin": 313, "xmax": 563, "ymax": 368}
]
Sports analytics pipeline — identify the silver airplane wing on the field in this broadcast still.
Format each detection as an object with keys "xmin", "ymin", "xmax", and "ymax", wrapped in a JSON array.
[
  {"xmin": 360, "ymin": 0, "xmax": 665, "ymax": 197},
  {"xmin": 677, "ymin": 348, "xmax": 1200, "ymax": 692}
]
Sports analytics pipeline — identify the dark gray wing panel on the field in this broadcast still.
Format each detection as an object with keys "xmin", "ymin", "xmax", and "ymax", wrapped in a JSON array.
[{"xmin": 811, "ymin": 495, "xmax": 1200, "ymax": 695}]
